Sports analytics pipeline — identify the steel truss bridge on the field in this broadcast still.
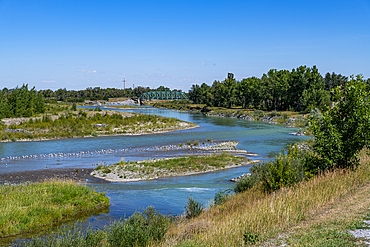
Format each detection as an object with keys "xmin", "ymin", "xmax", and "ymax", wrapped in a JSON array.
[{"xmin": 139, "ymin": 91, "xmax": 188, "ymax": 100}]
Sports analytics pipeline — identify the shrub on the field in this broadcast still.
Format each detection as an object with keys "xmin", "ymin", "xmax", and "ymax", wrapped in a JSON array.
[
  {"xmin": 254, "ymin": 110, "xmax": 264, "ymax": 117},
  {"xmin": 243, "ymin": 231, "xmax": 259, "ymax": 245},
  {"xmin": 234, "ymin": 176, "xmax": 257, "ymax": 193},
  {"xmin": 26, "ymin": 133, "xmax": 34, "ymax": 139},
  {"xmin": 310, "ymin": 75, "xmax": 370, "ymax": 170},
  {"xmin": 235, "ymin": 145, "xmax": 310, "ymax": 194},
  {"xmin": 107, "ymin": 206, "xmax": 171, "ymax": 247},
  {"xmin": 185, "ymin": 196, "xmax": 204, "ymax": 219},
  {"xmin": 214, "ymin": 189, "xmax": 233, "ymax": 205},
  {"xmin": 268, "ymin": 110, "xmax": 280, "ymax": 117},
  {"xmin": 70, "ymin": 103, "xmax": 77, "ymax": 111}
]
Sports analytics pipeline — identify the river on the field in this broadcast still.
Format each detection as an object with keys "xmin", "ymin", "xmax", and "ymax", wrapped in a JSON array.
[{"xmin": 0, "ymin": 107, "xmax": 309, "ymax": 231}]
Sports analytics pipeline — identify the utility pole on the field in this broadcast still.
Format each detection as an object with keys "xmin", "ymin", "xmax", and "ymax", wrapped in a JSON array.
[{"xmin": 123, "ymin": 78, "xmax": 126, "ymax": 97}]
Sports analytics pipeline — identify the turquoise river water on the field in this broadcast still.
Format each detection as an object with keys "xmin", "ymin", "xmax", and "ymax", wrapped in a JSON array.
[{"xmin": 0, "ymin": 107, "xmax": 309, "ymax": 233}]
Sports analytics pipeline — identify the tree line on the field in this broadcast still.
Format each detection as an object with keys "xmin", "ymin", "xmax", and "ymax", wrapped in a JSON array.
[
  {"xmin": 189, "ymin": 65, "xmax": 370, "ymax": 112},
  {"xmin": 0, "ymin": 84, "xmax": 45, "ymax": 119},
  {"xmin": 40, "ymin": 86, "xmax": 182, "ymax": 102}
]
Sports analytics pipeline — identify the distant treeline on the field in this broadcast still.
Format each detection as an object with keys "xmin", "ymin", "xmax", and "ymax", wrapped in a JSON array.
[
  {"xmin": 0, "ymin": 84, "xmax": 45, "ymax": 119},
  {"xmin": 40, "ymin": 86, "xmax": 183, "ymax": 102},
  {"xmin": 189, "ymin": 65, "xmax": 370, "ymax": 112}
]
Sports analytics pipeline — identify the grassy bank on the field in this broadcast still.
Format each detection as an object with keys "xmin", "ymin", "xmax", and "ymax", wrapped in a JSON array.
[
  {"xmin": 149, "ymin": 101, "xmax": 307, "ymax": 127},
  {"xmin": 163, "ymin": 149, "xmax": 370, "ymax": 246},
  {"xmin": 0, "ymin": 180, "xmax": 109, "ymax": 238},
  {"xmin": 0, "ymin": 109, "xmax": 197, "ymax": 142},
  {"xmin": 92, "ymin": 151, "xmax": 258, "ymax": 182}
]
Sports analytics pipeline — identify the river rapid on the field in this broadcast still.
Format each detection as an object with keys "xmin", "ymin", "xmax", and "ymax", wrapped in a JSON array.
[{"xmin": 0, "ymin": 107, "xmax": 309, "ymax": 231}]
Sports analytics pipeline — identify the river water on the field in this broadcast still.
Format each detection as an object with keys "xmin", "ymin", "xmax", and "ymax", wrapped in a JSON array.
[{"xmin": 0, "ymin": 107, "xmax": 309, "ymax": 229}]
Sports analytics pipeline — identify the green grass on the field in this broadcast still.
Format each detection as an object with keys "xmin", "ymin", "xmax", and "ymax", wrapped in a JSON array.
[{"xmin": 0, "ymin": 180, "xmax": 109, "ymax": 237}]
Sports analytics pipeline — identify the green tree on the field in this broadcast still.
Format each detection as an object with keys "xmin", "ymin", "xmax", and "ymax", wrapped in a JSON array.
[
  {"xmin": 222, "ymin": 73, "xmax": 237, "ymax": 108},
  {"xmin": 189, "ymin": 84, "xmax": 202, "ymax": 104},
  {"xmin": 211, "ymin": 80, "xmax": 226, "ymax": 107},
  {"xmin": 0, "ymin": 90, "xmax": 11, "ymax": 119},
  {"xmin": 237, "ymin": 77, "xmax": 262, "ymax": 109},
  {"xmin": 310, "ymin": 75, "xmax": 370, "ymax": 170},
  {"xmin": 35, "ymin": 91, "xmax": 46, "ymax": 113},
  {"xmin": 299, "ymin": 66, "xmax": 330, "ymax": 112},
  {"xmin": 261, "ymin": 69, "xmax": 290, "ymax": 110}
]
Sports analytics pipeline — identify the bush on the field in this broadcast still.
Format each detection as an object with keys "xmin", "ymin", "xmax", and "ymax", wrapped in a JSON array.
[
  {"xmin": 107, "ymin": 206, "xmax": 172, "ymax": 247},
  {"xmin": 20, "ymin": 206, "xmax": 171, "ymax": 247},
  {"xmin": 243, "ymin": 231, "xmax": 259, "ymax": 245},
  {"xmin": 235, "ymin": 145, "xmax": 310, "ymax": 194},
  {"xmin": 310, "ymin": 75, "xmax": 370, "ymax": 170},
  {"xmin": 234, "ymin": 176, "xmax": 257, "ymax": 193},
  {"xmin": 26, "ymin": 133, "xmax": 34, "ymax": 139},
  {"xmin": 214, "ymin": 189, "xmax": 233, "ymax": 205},
  {"xmin": 185, "ymin": 196, "xmax": 203, "ymax": 219},
  {"xmin": 261, "ymin": 145, "xmax": 308, "ymax": 193},
  {"xmin": 254, "ymin": 110, "xmax": 264, "ymax": 117},
  {"xmin": 70, "ymin": 103, "xmax": 77, "ymax": 111},
  {"xmin": 268, "ymin": 110, "xmax": 280, "ymax": 117}
]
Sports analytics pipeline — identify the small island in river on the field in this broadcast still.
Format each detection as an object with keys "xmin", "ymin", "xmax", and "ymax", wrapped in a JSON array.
[
  {"xmin": 91, "ymin": 141, "xmax": 261, "ymax": 182},
  {"xmin": 0, "ymin": 108, "xmax": 198, "ymax": 142}
]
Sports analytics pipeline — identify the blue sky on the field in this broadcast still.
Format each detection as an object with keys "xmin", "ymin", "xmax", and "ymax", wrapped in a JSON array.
[{"xmin": 0, "ymin": 0, "xmax": 369, "ymax": 91}]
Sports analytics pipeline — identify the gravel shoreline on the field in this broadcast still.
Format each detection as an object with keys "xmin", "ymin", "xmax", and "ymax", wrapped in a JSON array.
[{"xmin": 0, "ymin": 168, "xmax": 110, "ymax": 184}]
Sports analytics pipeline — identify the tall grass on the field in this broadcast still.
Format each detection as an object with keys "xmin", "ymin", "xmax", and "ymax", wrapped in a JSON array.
[
  {"xmin": 165, "ymin": 149, "xmax": 370, "ymax": 246},
  {"xmin": 0, "ymin": 180, "xmax": 109, "ymax": 237}
]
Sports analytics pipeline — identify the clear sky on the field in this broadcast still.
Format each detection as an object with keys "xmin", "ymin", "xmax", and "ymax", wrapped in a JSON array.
[{"xmin": 0, "ymin": 0, "xmax": 369, "ymax": 91}]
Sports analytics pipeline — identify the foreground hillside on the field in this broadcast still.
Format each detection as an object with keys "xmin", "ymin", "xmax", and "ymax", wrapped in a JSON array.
[{"xmin": 161, "ymin": 149, "xmax": 370, "ymax": 246}]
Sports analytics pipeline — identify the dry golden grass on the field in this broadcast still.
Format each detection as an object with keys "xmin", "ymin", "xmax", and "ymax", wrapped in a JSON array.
[{"xmin": 160, "ymin": 149, "xmax": 370, "ymax": 246}]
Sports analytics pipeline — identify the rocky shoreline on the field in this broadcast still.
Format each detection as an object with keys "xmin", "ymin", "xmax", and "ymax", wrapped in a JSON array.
[
  {"xmin": 205, "ymin": 111, "xmax": 304, "ymax": 126},
  {"xmin": 0, "ymin": 168, "xmax": 110, "ymax": 185}
]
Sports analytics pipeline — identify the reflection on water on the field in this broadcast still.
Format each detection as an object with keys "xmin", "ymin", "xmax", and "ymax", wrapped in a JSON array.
[{"xmin": 0, "ymin": 107, "xmax": 309, "ymax": 237}]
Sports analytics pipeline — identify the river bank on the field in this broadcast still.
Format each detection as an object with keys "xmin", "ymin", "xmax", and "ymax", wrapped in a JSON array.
[
  {"xmin": 0, "ymin": 179, "xmax": 109, "ymax": 239},
  {"xmin": 0, "ymin": 167, "xmax": 110, "ymax": 185},
  {"xmin": 0, "ymin": 109, "xmax": 198, "ymax": 143},
  {"xmin": 149, "ymin": 101, "xmax": 308, "ymax": 130}
]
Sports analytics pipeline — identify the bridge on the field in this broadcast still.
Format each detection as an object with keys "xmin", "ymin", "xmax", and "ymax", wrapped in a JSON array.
[{"xmin": 139, "ymin": 91, "xmax": 188, "ymax": 101}]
